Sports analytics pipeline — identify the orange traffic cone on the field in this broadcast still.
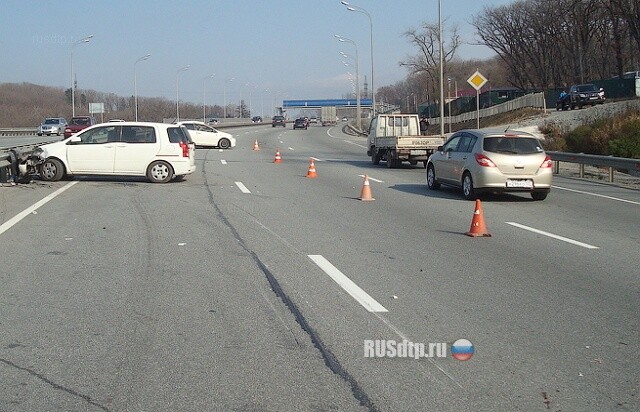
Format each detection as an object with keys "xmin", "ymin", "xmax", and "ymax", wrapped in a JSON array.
[
  {"xmin": 465, "ymin": 199, "xmax": 491, "ymax": 237},
  {"xmin": 358, "ymin": 175, "xmax": 375, "ymax": 201},
  {"xmin": 273, "ymin": 149, "xmax": 282, "ymax": 163},
  {"xmin": 253, "ymin": 139, "xmax": 260, "ymax": 151},
  {"xmin": 306, "ymin": 158, "xmax": 318, "ymax": 178}
]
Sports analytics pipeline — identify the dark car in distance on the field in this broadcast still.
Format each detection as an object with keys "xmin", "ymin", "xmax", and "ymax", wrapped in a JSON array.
[
  {"xmin": 272, "ymin": 115, "xmax": 286, "ymax": 127},
  {"xmin": 251, "ymin": 116, "xmax": 262, "ymax": 123},
  {"xmin": 568, "ymin": 84, "xmax": 605, "ymax": 109},
  {"xmin": 293, "ymin": 118, "xmax": 308, "ymax": 130},
  {"xmin": 64, "ymin": 116, "xmax": 97, "ymax": 138}
]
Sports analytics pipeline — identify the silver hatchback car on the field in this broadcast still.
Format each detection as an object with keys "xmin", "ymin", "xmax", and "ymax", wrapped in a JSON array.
[{"xmin": 426, "ymin": 129, "xmax": 553, "ymax": 200}]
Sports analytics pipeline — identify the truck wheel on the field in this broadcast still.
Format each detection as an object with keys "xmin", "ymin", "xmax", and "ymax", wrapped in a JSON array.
[
  {"xmin": 386, "ymin": 150, "xmax": 396, "ymax": 168},
  {"xmin": 371, "ymin": 150, "xmax": 380, "ymax": 165},
  {"xmin": 426, "ymin": 164, "xmax": 440, "ymax": 189}
]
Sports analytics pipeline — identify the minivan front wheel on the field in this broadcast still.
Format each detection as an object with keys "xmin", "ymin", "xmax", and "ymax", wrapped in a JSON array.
[
  {"xmin": 40, "ymin": 158, "xmax": 65, "ymax": 181},
  {"xmin": 147, "ymin": 161, "xmax": 174, "ymax": 183},
  {"xmin": 462, "ymin": 172, "xmax": 476, "ymax": 200}
]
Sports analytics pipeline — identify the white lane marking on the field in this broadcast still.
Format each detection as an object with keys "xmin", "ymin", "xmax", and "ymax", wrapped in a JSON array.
[
  {"xmin": 288, "ymin": 147, "xmax": 294, "ymax": 151},
  {"xmin": 358, "ymin": 174, "xmax": 384, "ymax": 183},
  {"xmin": 235, "ymin": 181, "xmax": 251, "ymax": 194},
  {"xmin": 344, "ymin": 140, "xmax": 368, "ymax": 149},
  {"xmin": 221, "ymin": 160, "xmax": 227, "ymax": 165},
  {"xmin": 218, "ymin": 149, "xmax": 223, "ymax": 152},
  {"xmin": 506, "ymin": 222, "xmax": 599, "ymax": 249},
  {"xmin": 326, "ymin": 128, "xmax": 335, "ymax": 138},
  {"xmin": 0, "ymin": 181, "xmax": 78, "ymax": 237},
  {"xmin": 308, "ymin": 255, "xmax": 388, "ymax": 313},
  {"xmin": 552, "ymin": 185, "xmax": 640, "ymax": 205},
  {"xmin": 310, "ymin": 157, "xmax": 322, "ymax": 162}
]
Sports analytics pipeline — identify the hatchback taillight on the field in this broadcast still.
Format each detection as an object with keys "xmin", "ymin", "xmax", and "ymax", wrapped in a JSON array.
[
  {"xmin": 179, "ymin": 142, "xmax": 189, "ymax": 157},
  {"xmin": 540, "ymin": 155, "xmax": 553, "ymax": 168},
  {"xmin": 474, "ymin": 153, "xmax": 497, "ymax": 167}
]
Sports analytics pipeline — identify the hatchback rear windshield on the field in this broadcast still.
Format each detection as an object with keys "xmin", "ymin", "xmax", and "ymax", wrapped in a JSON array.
[{"xmin": 483, "ymin": 137, "xmax": 544, "ymax": 154}]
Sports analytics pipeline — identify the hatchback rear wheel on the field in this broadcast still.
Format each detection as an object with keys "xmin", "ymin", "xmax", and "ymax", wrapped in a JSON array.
[{"xmin": 462, "ymin": 172, "xmax": 476, "ymax": 200}]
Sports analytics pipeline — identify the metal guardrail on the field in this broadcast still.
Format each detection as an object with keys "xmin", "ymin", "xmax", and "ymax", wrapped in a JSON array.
[
  {"xmin": 0, "ymin": 128, "xmax": 37, "ymax": 136},
  {"xmin": 548, "ymin": 151, "xmax": 640, "ymax": 182}
]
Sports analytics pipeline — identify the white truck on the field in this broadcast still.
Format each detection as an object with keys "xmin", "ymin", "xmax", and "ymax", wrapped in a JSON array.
[
  {"xmin": 367, "ymin": 114, "xmax": 444, "ymax": 168},
  {"xmin": 321, "ymin": 106, "xmax": 337, "ymax": 126}
]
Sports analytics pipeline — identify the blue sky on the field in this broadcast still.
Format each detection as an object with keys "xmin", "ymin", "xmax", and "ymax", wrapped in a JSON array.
[{"xmin": 0, "ymin": 0, "xmax": 514, "ymax": 106}]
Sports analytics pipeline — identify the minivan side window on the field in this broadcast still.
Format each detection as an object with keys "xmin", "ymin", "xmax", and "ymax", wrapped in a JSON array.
[
  {"xmin": 168, "ymin": 126, "xmax": 192, "ymax": 144},
  {"xmin": 122, "ymin": 126, "xmax": 156, "ymax": 143},
  {"xmin": 77, "ymin": 126, "xmax": 117, "ymax": 144}
]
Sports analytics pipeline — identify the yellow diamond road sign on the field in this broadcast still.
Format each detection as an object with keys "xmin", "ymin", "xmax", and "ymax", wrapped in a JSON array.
[{"xmin": 467, "ymin": 71, "xmax": 488, "ymax": 91}]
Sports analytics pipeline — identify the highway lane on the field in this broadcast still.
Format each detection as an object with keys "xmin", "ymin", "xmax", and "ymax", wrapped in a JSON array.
[
  {"xmin": 0, "ymin": 123, "xmax": 638, "ymax": 411},
  {"xmin": 207, "ymin": 124, "xmax": 639, "ymax": 410}
]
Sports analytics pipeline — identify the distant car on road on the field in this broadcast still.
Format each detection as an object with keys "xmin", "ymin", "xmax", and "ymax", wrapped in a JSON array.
[
  {"xmin": 293, "ymin": 118, "xmax": 308, "ymax": 130},
  {"xmin": 38, "ymin": 117, "xmax": 67, "ymax": 136},
  {"xmin": 272, "ymin": 115, "xmax": 286, "ymax": 127},
  {"xmin": 251, "ymin": 116, "xmax": 263, "ymax": 123},
  {"xmin": 426, "ymin": 129, "xmax": 552, "ymax": 200},
  {"xmin": 64, "ymin": 116, "xmax": 97, "ymax": 138},
  {"xmin": 176, "ymin": 121, "xmax": 235, "ymax": 149},
  {"xmin": 569, "ymin": 83, "xmax": 605, "ymax": 109},
  {"xmin": 341, "ymin": 117, "xmax": 348, "ymax": 122},
  {"xmin": 309, "ymin": 117, "xmax": 318, "ymax": 124},
  {"xmin": 35, "ymin": 122, "xmax": 196, "ymax": 183},
  {"xmin": 207, "ymin": 118, "xmax": 220, "ymax": 125}
]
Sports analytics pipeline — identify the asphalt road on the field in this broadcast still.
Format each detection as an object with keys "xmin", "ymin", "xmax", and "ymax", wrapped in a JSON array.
[{"xmin": 0, "ymin": 123, "xmax": 638, "ymax": 411}]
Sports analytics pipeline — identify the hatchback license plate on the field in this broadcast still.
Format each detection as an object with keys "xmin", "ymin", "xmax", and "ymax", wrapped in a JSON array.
[{"xmin": 506, "ymin": 179, "xmax": 533, "ymax": 189}]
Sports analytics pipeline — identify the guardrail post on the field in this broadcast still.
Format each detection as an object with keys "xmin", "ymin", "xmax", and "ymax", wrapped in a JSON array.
[
  {"xmin": 579, "ymin": 163, "xmax": 585, "ymax": 178},
  {"xmin": 609, "ymin": 167, "xmax": 614, "ymax": 183},
  {"xmin": 553, "ymin": 160, "xmax": 560, "ymax": 174}
]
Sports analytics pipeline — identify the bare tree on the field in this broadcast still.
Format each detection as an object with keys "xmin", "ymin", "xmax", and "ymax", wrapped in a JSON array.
[{"xmin": 399, "ymin": 20, "xmax": 460, "ymax": 105}]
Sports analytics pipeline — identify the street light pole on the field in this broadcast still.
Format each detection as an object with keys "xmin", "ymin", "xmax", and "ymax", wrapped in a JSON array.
[
  {"xmin": 71, "ymin": 35, "xmax": 93, "ymax": 117},
  {"xmin": 134, "ymin": 54, "xmax": 151, "ymax": 121},
  {"xmin": 175, "ymin": 65, "xmax": 190, "ymax": 122},
  {"xmin": 336, "ymin": 35, "xmax": 361, "ymax": 131},
  {"xmin": 202, "ymin": 74, "xmax": 215, "ymax": 123},
  {"xmin": 341, "ymin": 1, "xmax": 375, "ymax": 116},
  {"xmin": 438, "ymin": 0, "xmax": 445, "ymax": 137},
  {"xmin": 223, "ymin": 77, "xmax": 234, "ymax": 120}
]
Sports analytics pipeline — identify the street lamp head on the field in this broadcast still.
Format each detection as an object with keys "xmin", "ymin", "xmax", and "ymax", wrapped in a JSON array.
[
  {"xmin": 82, "ymin": 35, "xmax": 94, "ymax": 42},
  {"xmin": 341, "ymin": 1, "xmax": 350, "ymax": 5},
  {"xmin": 346, "ymin": 6, "xmax": 356, "ymax": 11}
]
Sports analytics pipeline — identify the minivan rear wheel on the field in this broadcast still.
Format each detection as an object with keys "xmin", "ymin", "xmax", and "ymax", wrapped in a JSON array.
[{"xmin": 147, "ymin": 161, "xmax": 174, "ymax": 183}]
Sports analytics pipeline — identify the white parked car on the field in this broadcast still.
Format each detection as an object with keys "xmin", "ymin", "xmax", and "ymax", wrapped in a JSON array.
[
  {"xmin": 34, "ymin": 122, "xmax": 196, "ymax": 183},
  {"xmin": 176, "ymin": 121, "xmax": 235, "ymax": 149}
]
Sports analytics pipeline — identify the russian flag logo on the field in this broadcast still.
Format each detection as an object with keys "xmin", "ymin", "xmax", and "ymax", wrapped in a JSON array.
[{"xmin": 451, "ymin": 339, "xmax": 474, "ymax": 361}]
